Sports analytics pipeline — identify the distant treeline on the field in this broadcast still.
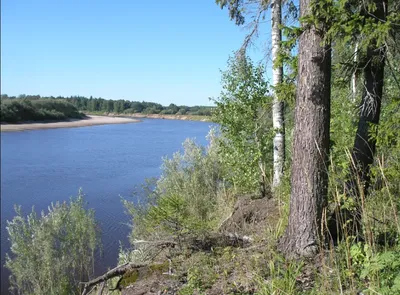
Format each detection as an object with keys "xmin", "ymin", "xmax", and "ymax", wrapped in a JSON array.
[
  {"xmin": 1, "ymin": 98, "xmax": 85, "ymax": 123},
  {"xmin": 1, "ymin": 94, "xmax": 214, "ymax": 117}
]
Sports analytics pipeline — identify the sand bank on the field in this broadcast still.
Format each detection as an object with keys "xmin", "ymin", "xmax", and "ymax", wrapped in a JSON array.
[
  {"xmin": 101, "ymin": 113, "xmax": 212, "ymax": 122},
  {"xmin": 1, "ymin": 115, "xmax": 139, "ymax": 132}
]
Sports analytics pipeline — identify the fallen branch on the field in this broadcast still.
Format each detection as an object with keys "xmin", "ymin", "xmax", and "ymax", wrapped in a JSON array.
[
  {"xmin": 81, "ymin": 262, "xmax": 147, "ymax": 295},
  {"xmin": 97, "ymin": 282, "xmax": 105, "ymax": 295},
  {"xmin": 134, "ymin": 233, "xmax": 252, "ymax": 251},
  {"xmin": 186, "ymin": 233, "xmax": 253, "ymax": 251}
]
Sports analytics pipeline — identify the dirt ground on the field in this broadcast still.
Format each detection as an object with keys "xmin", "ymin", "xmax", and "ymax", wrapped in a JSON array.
[{"xmin": 121, "ymin": 195, "xmax": 281, "ymax": 295}]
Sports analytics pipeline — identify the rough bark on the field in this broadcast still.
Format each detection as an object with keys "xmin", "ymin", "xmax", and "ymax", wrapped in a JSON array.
[
  {"xmin": 271, "ymin": 0, "xmax": 285, "ymax": 190},
  {"xmin": 278, "ymin": 0, "xmax": 332, "ymax": 259}
]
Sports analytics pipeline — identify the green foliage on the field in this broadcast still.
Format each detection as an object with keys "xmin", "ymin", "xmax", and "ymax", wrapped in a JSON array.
[
  {"xmin": 5, "ymin": 190, "xmax": 100, "ymax": 295},
  {"xmin": 346, "ymin": 242, "xmax": 400, "ymax": 295},
  {"xmin": 179, "ymin": 252, "xmax": 220, "ymax": 295},
  {"xmin": 0, "ymin": 99, "xmax": 84, "ymax": 123},
  {"xmin": 360, "ymin": 247, "xmax": 400, "ymax": 294},
  {"xmin": 256, "ymin": 256, "xmax": 303, "ymax": 295},
  {"xmin": 372, "ymin": 84, "xmax": 400, "ymax": 198},
  {"xmin": 2, "ymin": 1, "xmax": 399, "ymax": 293},
  {"xmin": 212, "ymin": 56, "xmax": 273, "ymax": 193},
  {"xmin": 329, "ymin": 89, "xmax": 358, "ymax": 172},
  {"xmin": 215, "ymin": 0, "xmax": 246, "ymax": 26},
  {"xmin": 0, "ymin": 94, "xmax": 214, "ymax": 117},
  {"xmin": 123, "ymin": 130, "xmax": 232, "ymax": 243}
]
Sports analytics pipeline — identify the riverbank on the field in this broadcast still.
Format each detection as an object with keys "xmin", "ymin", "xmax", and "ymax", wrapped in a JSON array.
[
  {"xmin": 0, "ymin": 115, "xmax": 139, "ymax": 132},
  {"xmin": 87, "ymin": 112, "xmax": 213, "ymax": 122}
]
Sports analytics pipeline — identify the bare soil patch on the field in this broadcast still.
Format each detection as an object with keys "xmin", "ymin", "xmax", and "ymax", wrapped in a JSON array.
[
  {"xmin": 120, "ymin": 196, "xmax": 281, "ymax": 295},
  {"xmin": 220, "ymin": 194, "xmax": 281, "ymax": 237}
]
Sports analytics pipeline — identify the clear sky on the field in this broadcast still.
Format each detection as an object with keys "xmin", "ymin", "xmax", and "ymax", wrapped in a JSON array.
[{"xmin": 1, "ymin": 0, "xmax": 271, "ymax": 106}]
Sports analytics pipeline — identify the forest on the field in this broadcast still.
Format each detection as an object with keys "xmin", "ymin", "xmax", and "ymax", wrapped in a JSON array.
[
  {"xmin": 4, "ymin": 0, "xmax": 400, "ymax": 294},
  {"xmin": 0, "ymin": 94, "xmax": 213, "ymax": 123},
  {"xmin": 0, "ymin": 98, "xmax": 85, "ymax": 123}
]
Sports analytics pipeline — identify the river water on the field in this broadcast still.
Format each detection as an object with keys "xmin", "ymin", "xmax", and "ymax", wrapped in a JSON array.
[{"xmin": 0, "ymin": 119, "xmax": 213, "ymax": 294}]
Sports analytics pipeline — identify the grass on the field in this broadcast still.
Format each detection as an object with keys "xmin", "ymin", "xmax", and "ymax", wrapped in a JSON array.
[{"xmin": 118, "ymin": 140, "xmax": 399, "ymax": 295}]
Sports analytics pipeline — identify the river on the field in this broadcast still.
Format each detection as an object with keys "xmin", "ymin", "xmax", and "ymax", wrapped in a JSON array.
[{"xmin": 0, "ymin": 118, "xmax": 213, "ymax": 294}]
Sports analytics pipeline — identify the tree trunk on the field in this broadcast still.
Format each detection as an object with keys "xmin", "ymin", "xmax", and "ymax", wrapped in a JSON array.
[
  {"xmin": 351, "ymin": 42, "xmax": 359, "ymax": 101},
  {"xmin": 278, "ymin": 0, "xmax": 332, "ymax": 259},
  {"xmin": 271, "ymin": 0, "xmax": 285, "ymax": 190},
  {"xmin": 349, "ymin": 0, "xmax": 386, "ymax": 196},
  {"xmin": 345, "ymin": 0, "xmax": 386, "ymax": 236}
]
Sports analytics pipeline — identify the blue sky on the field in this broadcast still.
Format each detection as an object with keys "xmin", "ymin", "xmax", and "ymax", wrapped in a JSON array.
[{"xmin": 1, "ymin": 0, "xmax": 271, "ymax": 106}]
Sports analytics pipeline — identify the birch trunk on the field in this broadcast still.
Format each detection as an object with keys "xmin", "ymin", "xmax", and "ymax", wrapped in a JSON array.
[
  {"xmin": 278, "ymin": 0, "xmax": 332, "ymax": 258},
  {"xmin": 271, "ymin": 0, "xmax": 285, "ymax": 190},
  {"xmin": 351, "ymin": 42, "xmax": 359, "ymax": 100}
]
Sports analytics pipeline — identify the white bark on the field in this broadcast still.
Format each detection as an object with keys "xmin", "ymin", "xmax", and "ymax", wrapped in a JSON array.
[
  {"xmin": 271, "ymin": 0, "xmax": 285, "ymax": 190},
  {"xmin": 351, "ymin": 42, "xmax": 359, "ymax": 100}
]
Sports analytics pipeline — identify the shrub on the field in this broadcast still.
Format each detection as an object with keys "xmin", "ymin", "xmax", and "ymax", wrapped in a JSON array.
[
  {"xmin": 5, "ymin": 190, "xmax": 100, "ymax": 295},
  {"xmin": 123, "ymin": 129, "xmax": 233, "ymax": 244},
  {"xmin": 212, "ymin": 56, "xmax": 273, "ymax": 194}
]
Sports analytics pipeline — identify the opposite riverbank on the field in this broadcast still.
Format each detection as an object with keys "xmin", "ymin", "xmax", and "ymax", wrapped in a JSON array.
[
  {"xmin": 87, "ymin": 112, "xmax": 213, "ymax": 122},
  {"xmin": 0, "ymin": 115, "xmax": 139, "ymax": 132}
]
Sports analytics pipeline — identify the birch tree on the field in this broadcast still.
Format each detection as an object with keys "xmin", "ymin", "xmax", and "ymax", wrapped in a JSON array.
[
  {"xmin": 351, "ymin": 42, "xmax": 359, "ymax": 100},
  {"xmin": 217, "ymin": 0, "xmax": 286, "ymax": 192},
  {"xmin": 271, "ymin": 0, "xmax": 285, "ymax": 189}
]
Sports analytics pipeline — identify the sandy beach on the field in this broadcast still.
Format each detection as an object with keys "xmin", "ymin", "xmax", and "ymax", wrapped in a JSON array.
[
  {"xmin": 103, "ymin": 113, "xmax": 212, "ymax": 122},
  {"xmin": 1, "ymin": 115, "xmax": 139, "ymax": 132}
]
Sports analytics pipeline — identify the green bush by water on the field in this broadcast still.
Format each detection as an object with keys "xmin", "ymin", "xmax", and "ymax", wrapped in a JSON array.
[{"xmin": 5, "ymin": 190, "xmax": 100, "ymax": 295}]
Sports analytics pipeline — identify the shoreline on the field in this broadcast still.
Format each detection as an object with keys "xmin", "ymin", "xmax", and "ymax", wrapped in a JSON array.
[
  {"xmin": 89, "ymin": 112, "xmax": 212, "ymax": 122},
  {"xmin": 0, "ymin": 115, "xmax": 140, "ymax": 132}
]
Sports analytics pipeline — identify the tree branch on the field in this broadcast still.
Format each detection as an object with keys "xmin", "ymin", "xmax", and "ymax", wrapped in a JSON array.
[{"xmin": 80, "ymin": 262, "xmax": 148, "ymax": 295}]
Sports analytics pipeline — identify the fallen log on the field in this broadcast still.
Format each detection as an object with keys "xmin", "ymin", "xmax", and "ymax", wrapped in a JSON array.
[
  {"xmin": 81, "ymin": 262, "xmax": 147, "ymax": 295},
  {"xmin": 97, "ymin": 282, "xmax": 105, "ymax": 295}
]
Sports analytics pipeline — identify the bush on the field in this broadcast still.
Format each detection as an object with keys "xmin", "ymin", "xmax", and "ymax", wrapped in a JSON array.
[
  {"xmin": 123, "ymin": 129, "xmax": 233, "ymax": 244},
  {"xmin": 5, "ymin": 190, "xmax": 100, "ymax": 295},
  {"xmin": 212, "ymin": 56, "xmax": 273, "ymax": 194}
]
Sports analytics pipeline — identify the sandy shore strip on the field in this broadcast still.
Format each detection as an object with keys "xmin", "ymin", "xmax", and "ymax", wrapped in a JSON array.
[
  {"xmin": 100, "ymin": 113, "xmax": 212, "ymax": 122},
  {"xmin": 1, "ymin": 115, "xmax": 140, "ymax": 132}
]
